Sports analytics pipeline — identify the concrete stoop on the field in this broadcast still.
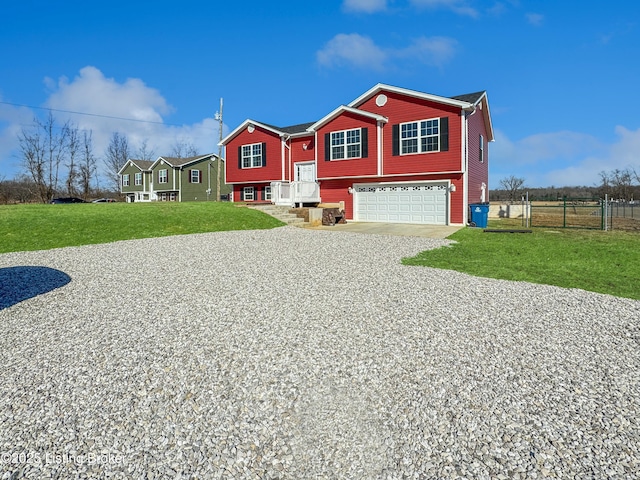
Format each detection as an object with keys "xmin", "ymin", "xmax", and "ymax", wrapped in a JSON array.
[{"xmin": 249, "ymin": 204, "xmax": 306, "ymax": 226}]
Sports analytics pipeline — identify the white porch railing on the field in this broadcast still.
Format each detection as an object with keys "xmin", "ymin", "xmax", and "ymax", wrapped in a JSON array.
[{"xmin": 271, "ymin": 181, "xmax": 321, "ymax": 207}]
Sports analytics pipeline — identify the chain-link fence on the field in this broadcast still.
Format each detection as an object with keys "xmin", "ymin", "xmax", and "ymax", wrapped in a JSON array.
[{"xmin": 529, "ymin": 198, "xmax": 640, "ymax": 231}]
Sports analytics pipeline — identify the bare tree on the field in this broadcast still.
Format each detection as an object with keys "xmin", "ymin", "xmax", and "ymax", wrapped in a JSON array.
[
  {"xmin": 65, "ymin": 125, "xmax": 80, "ymax": 196},
  {"xmin": 170, "ymin": 138, "xmax": 198, "ymax": 158},
  {"xmin": 0, "ymin": 175, "xmax": 38, "ymax": 204},
  {"xmin": 136, "ymin": 139, "xmax": 156, "ymax": 161},
  {"xmin": 499, "ymin": 175, "xmax": 525, "ymax": 203},
  {"xmin": 18, "ymin": 112, "xmax": 69, "ymax": 203},
  {"xmin": 78, "ymin": 130, "xmax": 97, "ymax": 200},
  {"xmin": 610, "ymin": 168, "xmax": 633, "ymax": 200},
  {"xmin": 599, "ymin": 168, "xmax": 635, "ymax": 200},
  {"xmin": 104, "ymin": 132, "xmax": 130, "ymax": 192}
]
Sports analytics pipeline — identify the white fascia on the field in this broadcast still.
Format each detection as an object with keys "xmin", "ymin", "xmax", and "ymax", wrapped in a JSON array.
[
  {"xmin": 348, "ymin": 83, "xmax": 473, "ymax": 109},
  {"xmin": 307, "ymin": 105, "xmax": 387, "ymax": 132},
  {"xmin": 219, "ymin": 119, "xmax": 284, "ymax": 146}
]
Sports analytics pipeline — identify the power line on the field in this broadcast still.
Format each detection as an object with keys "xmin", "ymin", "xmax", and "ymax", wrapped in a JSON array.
[{"xmin": 0, "ymin": 100, "xmax": 217, "ymax": 130}]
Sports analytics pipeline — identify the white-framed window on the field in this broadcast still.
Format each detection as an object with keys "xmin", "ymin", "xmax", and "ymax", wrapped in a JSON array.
[
  {"xmin": 158, "ymin": 169, "xmax": 168, "ymax": 183},
  {"xmin": 264, "ymin": 186, "xmax": 272, "ymax": 201},
  {"xmin": 243, "ymin": 186, "xmax": 255, "ymax": 201},
  {"xmin": 479, "ymin": 134, "xmax": 484, "ymax": 163},
  {"xmin": 401, "ymin": 118, "xmax": 439, "ymax": 154},
  {"xmin": 330, "ymin": 128, "xmax": 361, "ymax": 160},
  {"xmin": 242, "ymin": 143, "xmax": 263, "ymax": 168},
  {"xmin": 134, "ymin": 172, "xmax": 142, "ymax": 185},
  {"xmin": 122, "ymin": 174, "xmax": 130, "ymax": 187},
  {"xmin": 190, "ymin": 169, "xmax": 201, "ymax": 183},
  {"xmin": 160, "ymin": 192, "xmax": 167, "ymax": 201},
  {"xmin": 169, "ymin": 192, "xmax": 176, "ymax": 201}
]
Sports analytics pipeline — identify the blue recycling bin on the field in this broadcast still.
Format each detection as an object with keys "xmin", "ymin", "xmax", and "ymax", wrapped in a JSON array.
[{"xmin": 469, "ymin": 203, "xmax": 489, "ymax": 228}]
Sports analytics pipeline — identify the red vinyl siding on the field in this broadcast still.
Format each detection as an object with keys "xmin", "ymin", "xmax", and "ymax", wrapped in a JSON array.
[
  {"xmin": 290, "ymin": 136, "xmax": 315, "ymax": 181},
  {"xmin": 233, "ymin": 183, "xmax": 271, "ymax": 203},
  {"xmin": 357, "ymin": 91, "xmax": 463, "ymax": 176},
  {"xmin": 225, "ymin": 125, "xmax": 282, "ymax": 184},
  {"xmin": 467, "ymin": 104, "xmax": 489, "ymax": 204},
  {"xmin": 316, "ymin": 112, "xmax": 378, "ymax": 179}
]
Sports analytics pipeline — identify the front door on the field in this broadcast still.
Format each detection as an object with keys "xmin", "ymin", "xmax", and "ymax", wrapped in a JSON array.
[{"xmin": 295, "ymin": 162, "xmax": 316, "ymax": 182}]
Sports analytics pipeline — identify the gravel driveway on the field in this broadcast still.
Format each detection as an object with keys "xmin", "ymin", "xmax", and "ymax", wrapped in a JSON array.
[{"xmin": 1, "ymin": 226, "xmax": 639, "ymax": 479}]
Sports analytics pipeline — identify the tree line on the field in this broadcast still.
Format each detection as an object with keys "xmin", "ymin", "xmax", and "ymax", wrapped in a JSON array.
[
  {"xmin": 0, "ymin": 111, "xmax": 201, "ymax": 204},
  {"xmin": 493, "ymin": 170, "xmax": 640, "ymax": 203}
]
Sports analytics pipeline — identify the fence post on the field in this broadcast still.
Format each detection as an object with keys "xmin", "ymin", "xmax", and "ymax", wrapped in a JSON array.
[{"xmin": 563, "ymin": 196, "xmax": 567, "ymax": 228}]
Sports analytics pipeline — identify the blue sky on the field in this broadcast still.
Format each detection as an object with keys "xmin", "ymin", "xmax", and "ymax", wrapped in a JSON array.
[{"xmin": 1, "ymin": 0, "xmax": 639, "ymax": 189}]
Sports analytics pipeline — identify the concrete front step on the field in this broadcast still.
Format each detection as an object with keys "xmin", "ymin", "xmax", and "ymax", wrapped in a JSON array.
[{"xmin": 249, "ymin": 204, "xmax": 306, "ymax": 225}]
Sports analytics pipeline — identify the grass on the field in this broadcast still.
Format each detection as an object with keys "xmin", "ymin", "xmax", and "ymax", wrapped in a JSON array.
[
  {"xmin": 0, "ymin": 202, "xmax": 284, "ymax": 253},
  {"xmin": 402, "ymin": 219, "xmax": 640, "ymax": 300}
]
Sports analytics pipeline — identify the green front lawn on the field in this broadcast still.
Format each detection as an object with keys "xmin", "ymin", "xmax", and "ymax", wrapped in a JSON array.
[
  {"xmin": 0, "ymin": 202, "xmax": 284, "ymax": 253},
  {"xmin": 403, "ymin": 221, "xmax": 640, "ymax": 300}
]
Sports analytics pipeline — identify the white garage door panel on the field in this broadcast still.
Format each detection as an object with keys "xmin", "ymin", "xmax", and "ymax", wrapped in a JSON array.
[{"xmin": 355, "ymin": 183, "xmax": 448, "ymax": 225}]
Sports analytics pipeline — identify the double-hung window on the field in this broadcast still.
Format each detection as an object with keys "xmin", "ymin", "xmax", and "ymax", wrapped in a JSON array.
[
  {"xmin": 134, "ymin": 172, "xmax": 142, "ymax": 186},
  {"xmin": 243, "ymin": 186, "xmax": 255, "ymax": 201},
  {"xmin": 242, "ymin": 143, "xmax": 263, "ymax": 168},
  {"xmin": 122, "ymin": 174, "xmax": 130, "ymax": 187},
  {"xmin": 400, "ymin": 118, "xmax": 439, "ymax": 154},
  {"xmin": 158, "ymin": 169, "xmax": 168, "ymax": 183},
  {"xmin": 330, "ymin": 128, "xmax": 361, "ymax": 160},
  {"xmin": 190, "ymin": 169, "xmax": 201, "ymax": 183}
]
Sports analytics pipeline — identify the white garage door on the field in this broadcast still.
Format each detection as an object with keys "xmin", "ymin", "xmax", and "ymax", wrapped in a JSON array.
[{"xmin": 354, "ymin": 182, "xmax": 448, "ymax": 225}]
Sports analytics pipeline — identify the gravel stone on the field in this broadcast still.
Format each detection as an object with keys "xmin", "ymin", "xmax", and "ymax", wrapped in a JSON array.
[{"xmin": 0, "ymin": 226, "xmax": 638, "ymax": 478}]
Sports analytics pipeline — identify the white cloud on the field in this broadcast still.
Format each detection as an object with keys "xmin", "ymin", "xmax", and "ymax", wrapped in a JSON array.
[
  {"xmin": 491, "ymin": 127, "xmax": 640, "ymax": 188},
  {"xmin": 398, "ymin": 36, "xmax": 458, "ymax": 67},
  {"xmin": 526, "ymin": 12, "xmax": 544, "ymax": 26},
  {"xmin": 409, "ymin": 0, "xmax": 478, "ymax": 17},
  {"xmin": 317, "ymin": 34, "xmax": 457, "ymax": 71},
  {"xmin": 342, "ymin": 0, "xmax": 388, "ymax": 13},
  {"xmin": 316, "ymin": 34, "xmax": 388, "ymax": 71},
  {"xmin": 0, "ymin": 67, "xmax": 223, "ymax": 180}
]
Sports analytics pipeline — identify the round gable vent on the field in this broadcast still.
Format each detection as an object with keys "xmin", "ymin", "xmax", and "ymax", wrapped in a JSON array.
[
  {"xmin": 247, "ymin": 124, "xmax": 255, "ymax": 133},
  {"xmin": 375, "ymin": 94, "xmax": 388, "ymax": 107}
]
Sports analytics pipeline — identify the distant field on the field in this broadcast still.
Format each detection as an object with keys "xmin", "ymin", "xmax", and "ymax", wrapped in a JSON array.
[{"xmin": 0, "ymin": 202, "xmax": 284, "ymax": 253}]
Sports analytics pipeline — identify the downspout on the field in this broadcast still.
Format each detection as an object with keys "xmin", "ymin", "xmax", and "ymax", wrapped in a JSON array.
[
  {"xmin": 462, "ymin": 105, "xmax": 477, "ymax": 224},
  {"xmin": 178, "ymin": 167, "xmax": 182, "ymax": 202},
  {"xmin": 377, "ymin": 120, "xmax": 384, "ymax": 176},
  {"xmin": 281, "ymin": 134, "xmax": 291, "ymax": 182}
]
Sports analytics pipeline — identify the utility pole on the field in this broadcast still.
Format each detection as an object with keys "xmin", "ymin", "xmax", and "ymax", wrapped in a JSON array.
[{"xmin": 215, "ymin": 98, "xmax": 223, "ymax": 201}]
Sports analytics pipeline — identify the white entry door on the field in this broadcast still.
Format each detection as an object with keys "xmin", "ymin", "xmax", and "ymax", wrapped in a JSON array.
[
  {"xmin": 295, "ymin": 162, "xmax": 316, "ymax": 182},
  {"xmin": 354, "ymin": 182, "xmax": 448, "ymax": 225}
]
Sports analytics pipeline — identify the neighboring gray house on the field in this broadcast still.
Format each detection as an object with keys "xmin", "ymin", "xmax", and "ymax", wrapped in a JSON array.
[{"xmin": 118, "ymin": 154, "xmax": 230, "ymax": 202}]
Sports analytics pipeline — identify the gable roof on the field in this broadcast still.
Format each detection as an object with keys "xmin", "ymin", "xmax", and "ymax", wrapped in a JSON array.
[
  {"xmin": 451, "ymin": 90, "xmax": 494, "ymax": 142},
  {"xmin": 450, "ymin": 91, "xmax": 486, "ymax": 104},
  {"xmin": 349, "ymin": 83, "xmax": 474, "ymax": 110},
  {"xmin": 149, "ymin": 153, "xmax": 220, "ymax": 170},
  {"xmin": 221, "ymin": 83, "xmax": 494, "ymax": 145},
  {"xmin": 307, "ymin": 105, "xmax": 388, "ymax": 132},
  {"xmin": 117, "ymin": 158, "xmax": 153, "ymax": 175},
  {"xmin": 220, "ymin": 119, "xmax": 314, "ymax": 145},
  {"xmin": 267, "ymin": 121, "xmax": 316, "ymax": 135}
]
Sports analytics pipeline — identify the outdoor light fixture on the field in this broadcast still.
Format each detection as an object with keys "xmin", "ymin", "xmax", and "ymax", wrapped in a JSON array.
[{"xmin": 449, "ymin": 184, "xmax": 456, "ymax": 192}]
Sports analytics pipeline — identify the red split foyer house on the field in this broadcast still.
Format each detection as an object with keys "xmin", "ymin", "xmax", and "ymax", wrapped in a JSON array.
[{"xmin": 220, "ymin": 84, "xmax": 494, "ymax": 225}]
